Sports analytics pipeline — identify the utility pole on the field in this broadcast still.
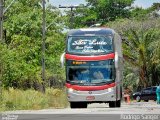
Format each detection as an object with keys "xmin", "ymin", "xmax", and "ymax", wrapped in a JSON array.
[
  {"xmin": 59, "ymin": 5, "xmax": 80, "ymax": 29},
  {"xmin": 42, "ymin": 0, "xmax": 46, "ymax": 93},
  {"xmin": 0, "ymin": 0, "xmax": 16, "ymax": 42},
  {"xmin": 0, "ymin": 0, "xmax": 3, "ymax": 42},
  {"xmin": 0, "ymin": 0, "xmax": 3, "ymax": 103},
  {"xmin": 0, "ymin": 0, "xmax": 16, "ymax": 102}
]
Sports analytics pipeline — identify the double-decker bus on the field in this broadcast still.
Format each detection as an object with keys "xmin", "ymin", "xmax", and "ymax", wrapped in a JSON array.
[{"xmin": 61, "ymin": 28, "xmax": 123, "ymax": 108}]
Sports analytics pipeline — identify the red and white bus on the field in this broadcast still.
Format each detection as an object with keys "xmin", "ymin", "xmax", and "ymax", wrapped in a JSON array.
[{"xmin": 61, "ymin": 28, "xmax": 123, "ymax": 108}]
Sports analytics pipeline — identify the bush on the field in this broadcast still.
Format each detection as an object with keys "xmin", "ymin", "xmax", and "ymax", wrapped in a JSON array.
[{"xmin": 0, "ymin": 88, "xmax": 68, "ymax": 111}]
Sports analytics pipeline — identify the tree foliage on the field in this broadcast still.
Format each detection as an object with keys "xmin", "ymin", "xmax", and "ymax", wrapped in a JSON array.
[
  {"xmin": 66, "ymin": 0, "xmax": 134, "ymax": 28},
  {"xmin": 86, "ymin": 0, "xmax": 134, "ymax": 21},
  {"xmin": 0, "ymin": 0, "xmax": 160, "ymax": 93},
  {"xmin": 0, "ymin": 0, "xmax": 65, "ymax": 89},
  {"xmin": 107, "ymin": 17, "xmax": 160, "ymax": 90}
]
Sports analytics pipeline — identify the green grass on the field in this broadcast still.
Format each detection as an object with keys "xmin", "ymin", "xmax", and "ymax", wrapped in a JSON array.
[{"xmin": 0, "ymin": 88, "xmax": 69, "ymax": 111}]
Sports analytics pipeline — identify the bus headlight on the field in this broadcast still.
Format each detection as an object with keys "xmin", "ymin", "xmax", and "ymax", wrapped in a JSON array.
[
  {"xmin": 68, "ymin": 88, "xmax": 74, "ymax": 92},
  {"xmin": 108, "ymin": 87, "xmax": 114, "ymax": 92}
]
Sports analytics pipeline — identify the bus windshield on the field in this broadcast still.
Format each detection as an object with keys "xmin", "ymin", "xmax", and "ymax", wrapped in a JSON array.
[
  {"xmin": 67, "ymin": 60, "xmax": 115, "ymax": 85},
  {"xmin": 67, "ymin": 36, "xmax": 113, "ymax": 55}
]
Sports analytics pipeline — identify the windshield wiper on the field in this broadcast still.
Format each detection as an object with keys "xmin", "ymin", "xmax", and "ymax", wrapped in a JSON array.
[
  {"xmin": 68, "ymin": 80, "xmax": 86, "ymax": 84},
  {"xmin": 92, "ymin": 80, "xmax": 113, "ymax": 84}
]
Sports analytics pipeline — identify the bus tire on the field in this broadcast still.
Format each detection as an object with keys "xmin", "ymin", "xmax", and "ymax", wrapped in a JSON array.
[
  {"xmin": 70, "ymin": 102, "xmax": 77, "ymax": 108},
  {"xmin": 70, "ymin": 102, "xmax": 87, "ymax": 109},
  {"xmin": 80, "ymin": 102, "xmax": 87, "ymax": 108},
  {"xmin": 109, "ymin": 101, "xmax": 116, "ymax": 108},
  {"xmin": 120, "ymin": 87, "xmax": 123, "ymax": 99},
  {"xmin": 109, "ymin": 100, "xmax": 121, "ymax": 108}
]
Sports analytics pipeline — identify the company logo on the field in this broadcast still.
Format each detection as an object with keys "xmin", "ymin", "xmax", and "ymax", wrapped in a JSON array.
[{"xmin": 2, "ymin": 114, "xmax": 18, "ymax": 120}]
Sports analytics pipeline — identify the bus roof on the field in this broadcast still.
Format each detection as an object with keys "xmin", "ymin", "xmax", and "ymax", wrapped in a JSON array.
[{"xmin": 67, "ymin": 28, "xmax": 115, "ymax": 36}]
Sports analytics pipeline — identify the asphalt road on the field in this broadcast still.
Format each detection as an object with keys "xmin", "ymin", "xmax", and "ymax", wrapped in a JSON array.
[{"xmin": 1, "ymin": 101, "xmax": 160, "ymax": 120}]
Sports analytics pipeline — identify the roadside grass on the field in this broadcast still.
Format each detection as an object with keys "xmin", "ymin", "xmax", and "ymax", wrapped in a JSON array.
[{"xmin": 0, "ymin": 88, "xmax": 69, "ymax": 111}]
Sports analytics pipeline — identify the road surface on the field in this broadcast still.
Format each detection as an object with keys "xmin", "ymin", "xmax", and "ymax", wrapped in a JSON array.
[{"xmin": 1, "ymin": 101, "xmax": 160, "ymax": 120}]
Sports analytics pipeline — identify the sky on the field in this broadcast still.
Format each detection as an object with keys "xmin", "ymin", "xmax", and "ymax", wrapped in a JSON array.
[
  {"xmin": 49, "ymin": 0, "xmax": 160, "ymax": 8},
  {"xmin": 49, "ymin": 0, "xmax": 86, "ymax": 7},
  {"xmin": 134, "ymin": 0, "xmax": 160, "ymax": 8}
]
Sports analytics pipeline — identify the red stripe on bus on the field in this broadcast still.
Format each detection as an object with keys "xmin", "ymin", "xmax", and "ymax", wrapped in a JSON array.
[
  {"xmin": 65, "ymin": 53, "xmax": 115, "ymax": 61},
  {"xmin": 65, "ymin": 83, "xmax": 115, "ymax": 91}
]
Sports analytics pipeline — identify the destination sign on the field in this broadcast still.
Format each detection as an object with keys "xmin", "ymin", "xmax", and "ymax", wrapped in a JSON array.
[
  {"xmin": 72, "ymin": 39, "xmax": 108, "ymax": 46},
  {"xmin": 68, "ymin": 36, "xmax": 113, "ymax": 54},
  {"xmin": 72, "ymin": 61, "xmax": 87, "ymax": 65}
]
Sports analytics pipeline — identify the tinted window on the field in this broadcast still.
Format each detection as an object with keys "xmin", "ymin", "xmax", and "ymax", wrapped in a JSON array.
[
  {"xmin": 146, "ymin": 88, "xmax": 152, "ymax": 90},
  {"xmin": 142, "ymin": 88, "xmax": 151, "ymax": 94},
  {"xmin": 67, "ymin": 60, "xmax": 115, "ymax": 85},
  {"xmin": 67, "ymin": 36, "xmax": 113, "ymax": 55},
  {"xmin": 152, "ymin": 87, "xmax": 157, "ymax": 92}
]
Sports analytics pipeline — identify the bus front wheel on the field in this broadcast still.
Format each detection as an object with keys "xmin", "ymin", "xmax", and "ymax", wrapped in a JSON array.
[{"xmin": 70, "ymin": 102, "xmax": 87, "ymax": 109}]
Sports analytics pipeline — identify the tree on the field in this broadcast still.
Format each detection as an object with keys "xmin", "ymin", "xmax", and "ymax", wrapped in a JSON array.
[
  {"xmin": 131, "ymin": 2, "xmax": 160, "ymax": 20},
  {"xmin": 90, "ymin": 0, "xmax": 134, "ymax": 25},
  {"xmin": 0, "ymin": 0, "xmax": 65, "ymax": 89},
  {"xmin": 150, "ymin": 3, "xmax": 160, "ymax": 11},
  {"xmin": 71, "ymin": 6, "xmax": 97, "ymax": 28},
  {"xmin": 123, "ymin": 29, "xmax": 157, "ymax": 88},
  {"xmin": 63, "ymin": 0, "xmax": 134, "ymax": 28},
  {"xmin": 148, "ymin": 29, "xmax": 160, "ymax": 86},
  {"xmin": 131, "ymin": 7, "xmax": 150, "ymax": 20},
  {"xmin": 107, "ymin": 17, "xmax": 160, "ymax": 89},
  {"xmin": 87, "ymin": 0, "xmax": 134, "ymax": 21}
]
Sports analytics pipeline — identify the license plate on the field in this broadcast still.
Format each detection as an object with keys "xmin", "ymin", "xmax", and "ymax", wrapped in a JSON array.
[{"xmin": 86, "ymin": 96, "xmax": 95, "ymax": 100}]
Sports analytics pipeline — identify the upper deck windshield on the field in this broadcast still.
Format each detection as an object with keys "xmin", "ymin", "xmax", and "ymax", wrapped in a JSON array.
[{"xmin": 67, "ymin": 36, "xmax": 113, "ymax": 55}]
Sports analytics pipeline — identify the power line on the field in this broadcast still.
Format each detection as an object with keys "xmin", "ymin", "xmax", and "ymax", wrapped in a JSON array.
[
  {"xmin": 3, "ymin": 0, "xmax": 16, "ymax": 14},
  {"xmin": 59, "ymin": 5, "xmax": 81, "ymax": 29}
]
